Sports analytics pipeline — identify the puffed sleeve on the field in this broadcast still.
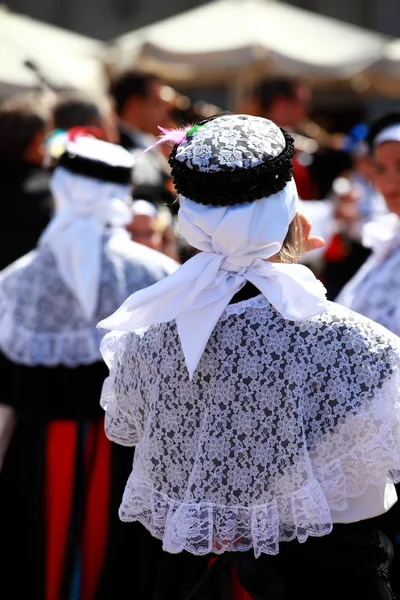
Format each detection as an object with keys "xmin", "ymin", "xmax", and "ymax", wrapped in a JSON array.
[{"xmin": 100, "ymin": 330, "xmax": 146, "ymax": 447}]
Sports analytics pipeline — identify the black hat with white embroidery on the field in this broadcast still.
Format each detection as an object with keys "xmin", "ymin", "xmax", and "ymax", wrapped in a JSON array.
[{"xmin": 167, "ymin": 113, "xmax": 295, "ymax": 206}]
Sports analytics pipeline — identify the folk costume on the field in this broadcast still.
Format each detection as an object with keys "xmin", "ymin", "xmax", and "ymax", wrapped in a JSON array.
[{"xmin": 99, "ymin": 114, "xmax": 400, "ymax": 600}]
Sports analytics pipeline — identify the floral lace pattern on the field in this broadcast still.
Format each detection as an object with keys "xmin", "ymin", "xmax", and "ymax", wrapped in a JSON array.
[
  {"xmin": 100, "ymin": 296, "xmax": 400, "ymax": 556},
  {"xmin": 0, "ymin": 234, "xmax": 177, "ymax": 366},
  {"xmin": 174, "ymin": 115, "xmax": 286, "ymax": 172},
  {"xmin": 336, "ymin": 243, "xmax": 400, "ymax": 336}
]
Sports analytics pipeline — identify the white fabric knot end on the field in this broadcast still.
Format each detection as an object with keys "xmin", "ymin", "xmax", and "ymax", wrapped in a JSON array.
[{"xmin": 220, "ymin": 256, "xmax": 254, "ymax": 276}]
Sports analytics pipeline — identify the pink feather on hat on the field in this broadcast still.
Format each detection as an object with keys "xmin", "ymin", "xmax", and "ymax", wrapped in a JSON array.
[{"xmin": 135, "ymin": 124, "xmax": 195, "ymax": 159}]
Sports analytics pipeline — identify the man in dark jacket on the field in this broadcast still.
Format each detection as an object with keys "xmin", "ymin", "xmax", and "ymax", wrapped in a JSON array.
[{"xmin": 109, "ymin": 70, "xmax": 176, "ymax": 210}]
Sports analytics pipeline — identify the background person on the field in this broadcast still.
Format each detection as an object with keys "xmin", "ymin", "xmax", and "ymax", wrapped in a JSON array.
[{"xmin": 0, "ymin": 132, "xmax": 178, "ymax": 600}]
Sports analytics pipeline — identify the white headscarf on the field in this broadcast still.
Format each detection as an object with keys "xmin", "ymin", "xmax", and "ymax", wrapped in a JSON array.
[
  {"xmin": 98, "ymin": 178, "xmax": 327, "ymax": 378},
  {"xmin": 374, "ymin": 124, "xmax": 400, "ymax": 147},
  {"xmin": 40, "ymin": 166, "xmax": 132, "ymax": 321},
  {"xmin": 130, "ymin": 199, "xmax": 159, "ymax": 219}
]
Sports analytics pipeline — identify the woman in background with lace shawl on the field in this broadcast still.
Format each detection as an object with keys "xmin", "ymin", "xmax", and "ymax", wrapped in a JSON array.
[
  {"xmin": 0, "ymin": 132, "xmax": 178, "ymax": 600},
  {"xmin": 336, "ymin": 112, "xmax": 400, "ymax": 599},
  {"xmin": 98, "ymin": 114, "xmax": 400, "ymax": 600}
]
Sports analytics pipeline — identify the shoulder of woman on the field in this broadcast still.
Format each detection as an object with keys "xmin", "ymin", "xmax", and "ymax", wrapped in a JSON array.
[{"xmin": 321, "ymin": 301, "xmax": 400, "ymax": 357}]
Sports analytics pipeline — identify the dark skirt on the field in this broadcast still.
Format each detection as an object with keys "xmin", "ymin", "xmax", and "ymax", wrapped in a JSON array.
[
  {"xmin": 0, "ymin": 356, "xmax": 164, "ymax": 600},
  {"xmin": 151, "ymin": 519, "xmax": 396, "ymax": 600}
]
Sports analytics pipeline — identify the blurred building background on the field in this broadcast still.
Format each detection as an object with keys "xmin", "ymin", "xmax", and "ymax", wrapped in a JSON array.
[
  {"xmin": 4, "ymin": 0, "xmax": 210, "ymax": 39},
  {"xmin": 5, "ymin": 0, "xmax": 400, "ymax": 39},
  {"xmin": 3, "ymin": 0, "xmax": 400, "ymax": 129},
  {"xmin": 289, "ymin": 0, "xmax": 399, "ymax": 37}
]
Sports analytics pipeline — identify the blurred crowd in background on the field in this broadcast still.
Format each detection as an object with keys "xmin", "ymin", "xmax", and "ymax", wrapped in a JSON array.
[{"xmin": 0, "ymin": 68, "xmax": 392, "ymax": 299}]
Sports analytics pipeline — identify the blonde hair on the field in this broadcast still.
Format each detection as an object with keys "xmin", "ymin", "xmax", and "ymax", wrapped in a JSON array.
[{"xmin": 279, "ymin": 213, "xmax": 304, "ymax": 263}]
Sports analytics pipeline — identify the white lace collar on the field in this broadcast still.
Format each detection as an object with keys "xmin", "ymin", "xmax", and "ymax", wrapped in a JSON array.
[
  {"xmin": 0, "ymin": 235, "xmax": 178, "ymax": 367},
  {"xmin": 99, "ymin": 298, "xmax": 400, "ymax": 556}
]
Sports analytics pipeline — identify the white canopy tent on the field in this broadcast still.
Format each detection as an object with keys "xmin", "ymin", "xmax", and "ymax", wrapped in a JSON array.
[
  {"xmin": 362, "ymin": 39, "xmax": 400, "ymax": 97},
  {"xmin": 0, "ymin": 6, "xmax": 107, "ymax": 97},
  {"xmin": 377, "ymin": 39, "xmax": 400, "ymax": 78},
  {"xmin": 110, "ymin": 0, "xmax": 389, "ymax": 91}
]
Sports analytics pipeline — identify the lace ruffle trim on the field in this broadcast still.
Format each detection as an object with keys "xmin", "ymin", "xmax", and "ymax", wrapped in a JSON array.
[
  {"xmin": 119, "ymin": 454, "xmax": 400, "ymax": 559},
  {"xmin": 0, "ymin": 304, "xmax": 104, "ymax": 366}
]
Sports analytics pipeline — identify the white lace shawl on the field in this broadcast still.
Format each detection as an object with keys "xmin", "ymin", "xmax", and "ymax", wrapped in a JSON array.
[
  {"xmin": 336, "ymin": 242, "xmax": 400, "ymax": 336},
  {"xmin": 100, "ymin": 296, "xmax": 400, "ymax": 557},
  {"xmin": 0, "ymin": 234, "xmax": 178, "ymax": 366}
]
